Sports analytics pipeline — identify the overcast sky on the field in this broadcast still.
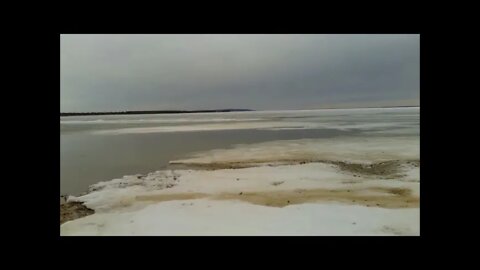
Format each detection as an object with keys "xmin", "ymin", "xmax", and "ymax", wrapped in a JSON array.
[{"xmin": 61, "ymin": 34, "xmax": 419, "ymax": 112}]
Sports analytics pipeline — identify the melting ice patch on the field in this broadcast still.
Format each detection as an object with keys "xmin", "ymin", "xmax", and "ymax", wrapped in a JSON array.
[
  {"xmin": 92, "ymin": 121, "xmax": 406, "ymax": 134},
  {"xmin": 61, "ymin": 107, "xmax": 419, "ymax": 135},
  {"xmin": 171, "ymin": 136, "xmax": 420, "ymax": 165}
]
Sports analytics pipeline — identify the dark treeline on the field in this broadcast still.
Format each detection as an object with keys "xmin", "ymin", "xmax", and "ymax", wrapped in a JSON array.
[{"xmin": 60, "ymin": 109, "xmax": 254, "ymax": 117}]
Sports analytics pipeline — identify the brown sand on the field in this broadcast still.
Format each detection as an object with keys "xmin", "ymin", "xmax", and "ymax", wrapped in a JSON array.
[
  {"xmin": 135, "ymin": 187, "xmax": 419, "ymax": 209},
  {"xmin": 170, "ymin": 159, "xmax": 419, "ymax": 178},
  {"xmin": 60, "ymin": 202, "xmax": 94, "ymax": 224}
]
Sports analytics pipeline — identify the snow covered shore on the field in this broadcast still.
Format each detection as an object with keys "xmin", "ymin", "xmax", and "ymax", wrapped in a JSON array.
[{"xmin": 61, "ymin": 136, "xmax": 420, "ymax": 236}]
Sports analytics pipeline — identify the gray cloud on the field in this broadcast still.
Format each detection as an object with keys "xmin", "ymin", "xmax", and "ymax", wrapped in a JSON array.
[{"xmin": 61, "ymin": 34, "xmax": 419, "ymax": 111}]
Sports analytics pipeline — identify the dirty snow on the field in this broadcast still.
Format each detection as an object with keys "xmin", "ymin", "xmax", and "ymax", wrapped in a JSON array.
[{"xmin": 62, "ymin": 135, "xmax": 420, "ymax": 236}]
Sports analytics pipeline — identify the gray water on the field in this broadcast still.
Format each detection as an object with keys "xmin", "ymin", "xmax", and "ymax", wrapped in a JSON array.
[{"xmin": 60, "ymin": 108, "xmax": 419, "ymax": 195}]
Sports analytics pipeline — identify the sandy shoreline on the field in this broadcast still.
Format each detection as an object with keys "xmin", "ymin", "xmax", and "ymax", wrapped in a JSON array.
[{"xmin": 61, "ymin": 136, "xmax": 419, "ymax": 236}]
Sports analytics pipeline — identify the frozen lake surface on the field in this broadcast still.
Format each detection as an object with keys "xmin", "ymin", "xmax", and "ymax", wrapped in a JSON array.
[{"xmin": 60, "ymin": 107, "xmax": 419, "ymax": 195}]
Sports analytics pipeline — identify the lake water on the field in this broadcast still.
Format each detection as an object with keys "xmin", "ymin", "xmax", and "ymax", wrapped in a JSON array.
[{"xmin": 60, "ymin": 107, "xmax": 419, "ymax": 195}]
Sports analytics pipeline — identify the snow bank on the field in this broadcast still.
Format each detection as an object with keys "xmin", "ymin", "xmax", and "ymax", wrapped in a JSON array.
[
  {"xmin": 61, "ymin": 130, "xmax": 420, "ymax": 236},
  {"xmin": 67, "ymin": 170, "xmax": 179, "ymax": 212},
  {"xmin": 62, "ymin": 159, "xmax": 419, "ymax": 236},
  {"xmin": 61, "ymin": 199, "xmax": 419, "ymax": 236}
]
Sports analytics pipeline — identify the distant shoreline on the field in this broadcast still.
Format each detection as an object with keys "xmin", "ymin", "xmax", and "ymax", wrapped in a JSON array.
[
  {"xmin": 60, "ymin": 109, "xmax": 254, "ymax": 117},
  {"xmin": 60, "ymin": 106, "xmax": 418, "ymax": 117}
]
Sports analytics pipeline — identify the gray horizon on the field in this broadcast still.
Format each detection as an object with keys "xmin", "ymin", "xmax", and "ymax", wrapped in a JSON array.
[{"xmin": 61, "ymin": 34, "xmax": 419, "ymax": 112}]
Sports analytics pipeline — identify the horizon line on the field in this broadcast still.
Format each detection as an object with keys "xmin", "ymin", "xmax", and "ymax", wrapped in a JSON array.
[{"xmin": 60, "ymin": 105, "xmax": 419, "ymax": 115}]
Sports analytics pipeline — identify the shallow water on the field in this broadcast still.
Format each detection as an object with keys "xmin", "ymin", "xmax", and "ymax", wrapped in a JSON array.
[{"xmin": 60, "ymin": 107, "xmax": 419, "ymax": 195}]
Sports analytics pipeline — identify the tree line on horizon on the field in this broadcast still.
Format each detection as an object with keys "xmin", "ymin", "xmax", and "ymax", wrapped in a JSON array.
[{"xmin": 60, "ymin": 109, "xmax": 254, "ymax": 116}]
